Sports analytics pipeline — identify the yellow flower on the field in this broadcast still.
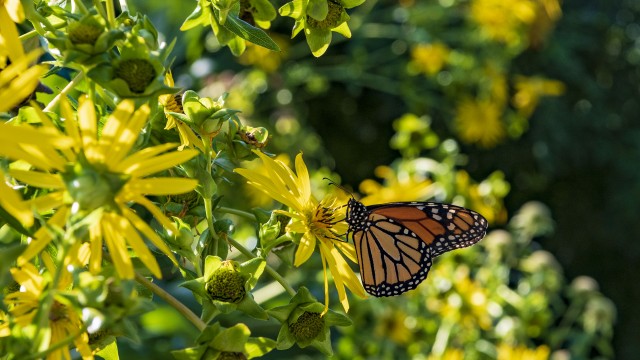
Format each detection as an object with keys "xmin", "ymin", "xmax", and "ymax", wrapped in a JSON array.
[
  {"xmin": 470, "ymin": 0, "xmax": 537, "ymax": 46},
  {"xmin": 497, "ymin": 343, "xmax": 551, "ymax": 360},
  {"xmin": 0, "ymin": 4, "xmax": 47, "ymax": 112},
  {"xmin": 359, "ymin": 165, "xmax": 434, "ymax": 205},
  {"xmin": 235, "ymin": 151, "xmax": 366, "ymax": 312},
  {"xmin": 409, "ymin": 43, "xmax": 450, "ymax": 76},
  {"xmin": 454, "ymin": 97, "xmax": 505, "ymax": 148},
  {"xmin": 159, "ymin": 71, "xmax": 204, "ymax": 152},
  {"xmin": 513, "ymin": 75, "xmax": 565, "ymax": 118},
  {"xmin": 427, "ymin": 348, "xmax": 465, "ymax": 360},
  {"xmin": 4, "ymin": 263, "xmax": 93, "ymax": 360},
  {"xmin": 3, "ymin": 97, "xmax": 198, "ymax": 279}
]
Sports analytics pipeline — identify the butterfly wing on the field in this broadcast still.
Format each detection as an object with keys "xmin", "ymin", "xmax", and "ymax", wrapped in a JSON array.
[
  {"xmin": 352, "ymin": 213, "xmax": 433, "ymax": 297},
  {"xmin": 348, "ymin": 200, "xmax": 488, "ymax": 297},
  {"xmin": 367, "ymin": 202, "xmax": 488, "ymax": 257}
]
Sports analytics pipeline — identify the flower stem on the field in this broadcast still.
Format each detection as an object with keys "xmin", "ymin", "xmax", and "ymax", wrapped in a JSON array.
[
  {"xmin": 44, "ymin": 72, "xmax": 85, "ymax": 112},
  {"xmin": 216, "ymin": 207, "xmax": 257, "ymax": 221},
  {"xmin": 226, "ymin": 236, "xmax": 296, "ymax": 296},
  {"xmin": 134, "ymin": 271, "xmax": 206, "ymax": 332}
]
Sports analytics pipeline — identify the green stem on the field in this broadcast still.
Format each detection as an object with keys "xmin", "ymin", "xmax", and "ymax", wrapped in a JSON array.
[
  {"xmin": 216, "ymin": 207, "xmax": 257, "ymax": 221},
  {"xmin": 134, "ymin": 272, "xmax": 206, "ymax": 332},
  {"xmin": 105, "ymin": 0, "xmax": 117, "ymax": 27},
  {"xmin": 44, "ymin": 72, "xmax": 85, "ymax": 112},
  {"xmin": 202, "ymin": 140, "xmax": 218, "ymax": 258},
  {"xmin": 226, "ymin": 236, "xmax": 296, "ymax": 296}
]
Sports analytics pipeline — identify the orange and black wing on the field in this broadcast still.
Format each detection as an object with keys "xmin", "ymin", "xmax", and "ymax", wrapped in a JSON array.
[{"xmin": 347, "ymin": 199, "xmax": 488, "ymax": 297}]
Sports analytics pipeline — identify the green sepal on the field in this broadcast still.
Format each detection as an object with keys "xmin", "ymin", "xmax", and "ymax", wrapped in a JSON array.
[{"xmin": 307, "ymin": 0, "xmax": 328, "ymax": 21}]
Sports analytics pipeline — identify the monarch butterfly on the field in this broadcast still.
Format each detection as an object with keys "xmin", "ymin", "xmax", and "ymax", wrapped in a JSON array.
[{"xmin": 346, "ymin": 198, "xmax": 488, "ymax": 297}]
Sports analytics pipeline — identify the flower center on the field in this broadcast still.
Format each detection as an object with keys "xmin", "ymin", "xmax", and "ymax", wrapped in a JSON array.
[
  {"xmin": 206, "ymin": 261, "xmax": 247, "ymax": 303},
  {"xmin": 63, "ymin": 162, "xmax": 126, "ymax": 213},
  {"xmin": 49, "ymin": 301, "xmax": 68, "ymax": 322},
  {"xmin": 115, "ymin": 59, "xmax": 156, "ymax": 93},
  {"xmin": 289, "ymin": 311, "xmax": 324, "ymax": 342}
]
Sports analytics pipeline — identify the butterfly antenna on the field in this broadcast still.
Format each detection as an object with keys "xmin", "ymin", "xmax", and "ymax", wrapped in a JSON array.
[{"xmin": 323, "ymin": 177, "xmax": 354, "ymax": 200}]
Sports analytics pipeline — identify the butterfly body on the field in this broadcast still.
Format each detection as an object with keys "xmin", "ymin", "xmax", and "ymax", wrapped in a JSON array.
[{"xmin": 346, "ymin": 198, "xmax": 488, "ymax": 297}]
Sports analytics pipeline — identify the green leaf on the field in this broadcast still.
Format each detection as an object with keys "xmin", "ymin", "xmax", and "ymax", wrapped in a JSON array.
[
  {"xmin": 222, "ymin": 15, "xmax": 280, "ymax": 51},
  {"xmin": 307, "ymin": 0, "xmax": 328, "ymax": 21},
  {"xmin": 279, "ymin": 0, "xmax": 305, "ymax": 17},
  {"xmin": 180, "ymin": 4, "xmax": 209, "ymax": 31},
  {"xmin": 245, "ymin": 337, "xmax": 277, "ymax": 359},
  {"xmin": 95, "ymin": 336, "xmax": 120, "ymax": 360},
  {"xmin": 211, "ymin": 323, "xmax": 251, "ymax": 352},
  {"xmin": 251, "ymin": 0, "xmax": 277, "ymax": 22},
  {"xmin": 306, "ymin": 28, "xmax": 332, "ymax": 57}
]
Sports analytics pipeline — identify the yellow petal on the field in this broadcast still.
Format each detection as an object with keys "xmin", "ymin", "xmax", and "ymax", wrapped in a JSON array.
[
  {"xmin": 294, "ymin": 152, "xmax": 311, "ymax": 203},
  {"xmin": 121, "ymin": 149, "xmax": 198, "ymax": 177},
  {"xmin": 107, "ymin": 104, "xmax": 150, "ymax": 167},
  {"xmin": 0, "ymin": 8, "xmax": 24, "ymax": 61},
  {"xmin": 118, "ymin": 213, "xmax": 162, "ymax": 278},
  {"xmin": 18, "ymin": 208, "xmax": 68, "ymax": 265},
  {"xmin": 294, "ymin": 232, "xmax": 316, "ymax": 267},
  {"xmin": 77, "ymin": 96, "xmax": 98, "ymax": 153},
  {"xmin": 9, "ymin": 169, "xmax": 64, "ymax": 189},
  {"xmin": 89, "ymin": 220, "xmax": 103, "ymax": 274},
  {"xmin": 0, "ymin": 171, "xmax": 33, "ymax": 226},
  {"xmin": 102, "ymin": 213, "xmax": 134, "ymax": 279},
  {"xmin": 25, "ymin": 191, "xmax": 64, "ymax": 213},
  {"xmin": 122, "ymin": 207, "xmax": 177, "ymax": 265},
  {"xmin": 124, "ymin": 178, "xmax": 198, "ymax": 196},
  {"xmin": 116, "ymin": 143, "xmax": 177, "ymax": 170},
  {"xmin": 131, "ymin": 195, "xmax": 178, "ymax": 235}
]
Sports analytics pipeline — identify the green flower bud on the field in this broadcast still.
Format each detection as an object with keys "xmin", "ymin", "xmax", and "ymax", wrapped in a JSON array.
[
  {"xmin": 217, "ymin": 352, "xmax": 248, "ymax": 360},
  {"xmin": 63, "ymin": 164, "xmax": 125, "ymax": 212},
  {"xmin": 306, "ymin": 1, "xmax": 345, "ymax": 29},
  {"xmin": 206, "ymin": 261, "xmax": 247, "ymax": 303},
  {"xmin": 115, "ymin": 59, "xmax": 157, "ymax": 93},
  {"xmin": 68, "ymin": 20, "xmax": 105, "ymax": 45},
  {"xmin": 289, "ymin": 311, "xmax": 325, "ymax": 343}
]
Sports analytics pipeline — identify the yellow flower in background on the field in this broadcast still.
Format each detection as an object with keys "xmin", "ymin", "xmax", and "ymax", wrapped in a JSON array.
[
  {"xmin": 359, "ymin": 165, "xmax": 434, "ymax": 205},
  {"xmin": 409, "ymin": 43, "xmax": 450, "ymax": 76},
  {"xmin": 529, "ymin": 0, "xmax": 563, "ymax": 47},
  {"xmin": 427, "ymin": 348, "xmax": 465, "ymax": 360},
  {"xmin": 455, "ymin": 170, "xmax": 509, "ymax": 225},
  {"xmin": 239, "ymin": 39, "xmax": 287, "ymax": 73},
  {"xmin": 236, "ymin": 150, "xmax": 366, "ymax": 312},
  {"xmin": 4, "ymin": 263, "xmax": 93, "ymax": 360},
  {"xmin": 497, "ymin": 343, "xmax": 551, "ymax": 360},
  {"xmin": 159, "ymin": 71, "xmax": 204, "ymax": 152},
  {"xmin": 3, "ymin": 98, "xmax": 198, "ymax": 279},
  {"xmin": 454, "ymin": 97, "xmax": 505, "ymax": 148},
  {"xmin": 513, "ymin": 75, "xmax": 565, "ymax": 118},
  {"xmin": 470, "ymin": 0, "xmax": 537, "ymax": 46}
]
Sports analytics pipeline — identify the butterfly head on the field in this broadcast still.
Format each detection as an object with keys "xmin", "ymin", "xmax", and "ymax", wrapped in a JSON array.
[{"xmin": 346, "ymin": 198, "xmax": 369, "ymax": 232}]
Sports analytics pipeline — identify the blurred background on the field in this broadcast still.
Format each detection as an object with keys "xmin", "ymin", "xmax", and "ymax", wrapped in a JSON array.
[{"xmin": 119, "ymin": 0, "xmax": 638, "ymax": 358}]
